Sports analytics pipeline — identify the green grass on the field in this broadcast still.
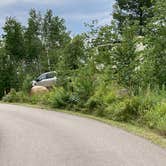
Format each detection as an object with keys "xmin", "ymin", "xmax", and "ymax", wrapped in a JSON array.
[{"xmin": 5, "ymin": 102, "xmax": 166, "ymax": 149}]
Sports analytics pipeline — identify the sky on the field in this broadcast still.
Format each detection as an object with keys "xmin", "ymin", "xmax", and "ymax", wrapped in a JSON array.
[{"xmin": 0, "ymin": 0, "xmax": 115, "ymax": 35}]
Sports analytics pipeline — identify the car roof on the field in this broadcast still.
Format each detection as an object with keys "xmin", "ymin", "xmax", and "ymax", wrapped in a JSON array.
[
  {"xmin": 37, "ymin": 71, "xmax": 56, "ymax": 78},
  {"xmin": 44, "ymin": 71, "xmax": 56, "ymax": 74},
  {"xmin": 40, "ymin": 71, "xmax": 56, "ymax": 76}
]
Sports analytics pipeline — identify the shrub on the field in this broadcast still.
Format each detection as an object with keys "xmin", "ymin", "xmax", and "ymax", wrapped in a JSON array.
[
  {"xmin": 2, "ymin": 88, "xmax": 49, "ymax": 105},
  {"xmin": 103, "ymin": 90, "xmax": 117, "ymax": 105},
  {"xmin": 85, "ymin": 82, "xmax": 128, "ymax": 116},
  {"xmin": 71, "ymin": 66, "xmax": 96, "ymax": 104},
  {"xmin": 85, "ymin": 95, "xmax": 104, "ymax": 116},
  {"xmin": 48, "ymin": 87, "xmax": 70, "ymax": 108},
  {"xmin": 104, "ymin": 101, "xmax": 126, "ymax": 121},
  {"xmin": 145, "ymin": 102, "xmax": 166, "ymax": 135},
  {"xmin": 22, "ymin": 75, "xmax": 33, "ymax": 93},
  {"xmin": 2, "ymin": 89, "xmax": 20, "ymax": 102},
  {"xmin": 86, "ymin": 96, "xmax": 102, "ymax": 110},
  {"xmin": 103, "ymin": 94, "xmax": 158, "ymax": 123},
  {"xmin": 2, "ymin": 89, "xmax": 31, "ymax": 103}
]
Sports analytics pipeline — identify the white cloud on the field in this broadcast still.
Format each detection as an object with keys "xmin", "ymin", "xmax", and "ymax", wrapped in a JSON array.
[
  {"xmin": 62, "ymin": 11, "xmax": 111, "ymax": 26},
  {"xmin": 0, "ymin": 0, "xmax": 17, "ymax": 6},
  {"xmin": 0, "ymin": 0, "xmax": 112, "ymax": 7},
  {"xmin": 0, "ymin": 0, "xmax": 74, "ymax": 6},
  {"xmin": 0, "ymin": 0, "xmax": 58, "ymax": 6}
]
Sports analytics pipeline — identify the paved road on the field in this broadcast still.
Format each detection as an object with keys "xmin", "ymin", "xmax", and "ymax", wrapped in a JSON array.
[{"xmin": 0, "ymin": 103, "xmax": 165, "ymax": 166}]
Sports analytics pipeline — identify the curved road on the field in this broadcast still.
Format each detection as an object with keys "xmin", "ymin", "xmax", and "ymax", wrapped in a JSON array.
[{"xmin": 0, "ymin": 103, "xmax": 165, "ymax": 166}]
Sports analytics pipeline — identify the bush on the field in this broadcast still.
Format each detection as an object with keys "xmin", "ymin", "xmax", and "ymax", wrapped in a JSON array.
[
  {"xmin": 86, "ymin": 96, "xmax": 102, "ymax": 110},
  {"xmin": 22, "ymin": 75, "xmax": 33, "ymax": 93},
  {"xmin": 103, "ymin": 93, "xmax": 159, "ymax": 123},
  {"xmin": 2, "ymin": 88, "xmax": 49, "ymax": 105},
  {"xmin": 2, "ymin": 89, "xmax": 21, "ymax": 102},
  {"xmin": 145, "ymin": 102, "xmax": 166, "ymax": 135},
  {"xmin": 85, "ymin": 95, "xmax": 104, "ymax": 116},
  {"xmin": 104, "ymin": 101, "xmax": 126, "ymax": 121},
  {"xmin": 48, "ymin": 87, "xmax": 70, "ymax": 108},
  {"xmin": 85, "ymin": 83, "xmax": 129, "ymax": 117},
  {"xmin": 71, "ymin": 66, "xmax": 96, "ymax": 104}
]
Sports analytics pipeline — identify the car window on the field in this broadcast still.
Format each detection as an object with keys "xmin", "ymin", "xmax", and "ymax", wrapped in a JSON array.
[
  {"xmin": 46, "ymin": 72, "xmax": 55, "ymax": 79},
  {"xmin": 37, "ymin": 74, "xmax": 46, "ymax": 81}
]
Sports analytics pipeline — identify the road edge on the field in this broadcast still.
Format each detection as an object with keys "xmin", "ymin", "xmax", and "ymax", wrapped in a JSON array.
[{"xmin": 1, "ymin": 102, "xmax": 166, "ymax": 149}]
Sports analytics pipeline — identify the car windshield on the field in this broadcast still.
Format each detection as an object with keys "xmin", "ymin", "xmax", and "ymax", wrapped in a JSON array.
[
  {"xmin": 36, "ymin": 74, "xmax": 46, "ymax": 81},
  {"xmin": 36, "ymin": 72, "xmax": 56, "ymax": 81},
  {"xmin": 46, "ymin": 72, "xmax": 56, "ymax": 79}
]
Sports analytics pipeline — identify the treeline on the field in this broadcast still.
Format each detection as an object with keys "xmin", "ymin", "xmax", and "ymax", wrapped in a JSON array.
[
  {"xmin": 1, "ymin": 0, "xmax": 166, "ymax": 134},
  {"xmin": 0, "ymin": 9, "xmax": 72, "ymax": 96}
]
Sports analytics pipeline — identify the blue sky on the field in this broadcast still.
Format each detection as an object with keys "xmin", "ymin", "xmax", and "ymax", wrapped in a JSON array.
[{"xmin": 0, "ymin": 0, "xmax": 115, "ymax": 35}]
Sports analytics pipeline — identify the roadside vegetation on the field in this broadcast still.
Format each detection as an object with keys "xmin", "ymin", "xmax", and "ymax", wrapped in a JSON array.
[{"xmin": 1, "ymin": 0, "xmax": 166, "ymax": 139}]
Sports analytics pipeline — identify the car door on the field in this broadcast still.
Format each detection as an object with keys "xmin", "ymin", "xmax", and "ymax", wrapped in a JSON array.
[
  {"xmin": 36, "ymin": 74, "xmax": 47, "ymax": 87},
  {"xmin": 45, "ymin": 72, "xmax": 56, "ymax": 87}
]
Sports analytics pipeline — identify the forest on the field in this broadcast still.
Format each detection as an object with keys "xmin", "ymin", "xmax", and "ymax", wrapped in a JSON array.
[{"xmin": 1, "ymin": 0, "xmax": 166, "ymax": 136}]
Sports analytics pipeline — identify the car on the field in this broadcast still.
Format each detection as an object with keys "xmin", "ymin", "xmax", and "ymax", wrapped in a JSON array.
[{"xmin": 32, "ymin": 71, "xmax": 57, "ymax": 88}]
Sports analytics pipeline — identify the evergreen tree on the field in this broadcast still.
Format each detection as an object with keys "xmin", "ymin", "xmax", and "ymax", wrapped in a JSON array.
[
  {"xmin": 64, "ymin": 35, "xmax": 86, "ymax": 70},
  {"xmin": 42, "ymin": 9, "xmax": 70, "ymax": 71},
  {"xmin": 3, "ymin": 17, "xmax": 25, "ymax": 63},
  {"xmin": 113, "ymin": 0, "xmax": 155, "ymax": 35},
  {"xmin": 43, "ymin": 9, "xmax": 70, "ymax": 49},
  {"xmin": 24, "ymin": 9, "xmax": 42, "ymax": 74},
  {"xmin": 147, "ymin": 0, "xmax": 166, "ymax": 87},
  {"xmin": 0, "ymin": 42, "xmax": 18, "ymax": 96}
]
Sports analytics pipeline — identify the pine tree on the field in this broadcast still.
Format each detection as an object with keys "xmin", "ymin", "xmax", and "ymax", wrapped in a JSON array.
[
  {"xmin": 24, "ymin": 9, "xmax": 42, "ymax": 74},
  {"xmin": 113, "ymin": 0, "xmax": 155, "ymax": 35},
  {"xmin": 3, "ymin": 17, "xmax": 25, "ymax": 63}
]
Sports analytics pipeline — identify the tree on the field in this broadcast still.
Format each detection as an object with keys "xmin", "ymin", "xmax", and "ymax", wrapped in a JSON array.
[
  {"xmin": 42, "ymin": 9, "xmax": 70, "ymax": 48},
  {"xmin": 42, "ymin": 9, "xmax": 70, "ymax": 70},
  {"xmin": 146, "ymin": 0, "xmax": 166, "ymax": 87},
  {"xmin": 24, "ymin": 9, "xmax": 42, "ymax": 74},
  {"xmin": 64, "ymin": 35, "xmax": 86, "ymax": 70},
  {"xmin": 55, "ymin": 35, "xmax": 87, "ymax": 88},
  {"xmin": 2, "ymin": 17, "xmax": 25, "ymax": 92},
  {"xmin": 0, "ymin": 42, "xmax": 18, "ymax": 97},
  {"xmin": 3, "ymin": 17, "xmax": 25, "ymax": 63},
  {"xmin": 93, "ymin": 23, "xmax": 120, "ymax": 68},
  {"xmin": 113, "ymin": 0, "xmax": 155, "ymax": 35},
  {"xmin": 112, "ymin": 26, "xmax": 138, "ymax": 88}
]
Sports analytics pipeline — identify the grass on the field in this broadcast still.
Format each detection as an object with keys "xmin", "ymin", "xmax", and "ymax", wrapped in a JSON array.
[{"xmin": 3, "ymin": 102, "xmax": 166, "ymax": 149}]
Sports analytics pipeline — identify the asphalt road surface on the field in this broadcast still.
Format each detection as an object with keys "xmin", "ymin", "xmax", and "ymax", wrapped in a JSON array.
[{"xmin": 0, "ymin": 103, "xmax": 165, "ymax": 166}]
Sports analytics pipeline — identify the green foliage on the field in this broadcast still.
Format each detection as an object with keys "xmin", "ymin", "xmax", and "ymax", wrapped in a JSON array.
[
  {"xmin": 104, "ymin": 96, "xmax": 149, "ymax": 122},
  {"xmin": 145, "ymin": 103, "xmax": 166, "ymax": 135},
  {"xmin": 113, "ymin": 0, "xmax": 155, "ymax": 35},
  {"xmin": 2, "ymin": 89, "xmax": 50, "ymax": 105},
  {"xmin": 24, "ymin": 9, "xmax": 42, "ymax": 73},
  {"xmin": 2, "ymin": 89, "xmax": 26, "ymax": 103},
  {"xmin": 22, "ymin": 75, "xmax": 33, "ymax": 93},
  {"xmin": 3, "ymin": 17, "xmax": 25, "ymax": 62},
  {"xmin": 71, "ymin": 65, "xmax": 96, "ymax": 104},
  {"xmin": 0, "ymin": 46, "xmax": 18, "ymax": 97},
  {"xmin": 145, "ymin": 0, "xmax": 166, "ymax": 87},
  {"xmin": 43, "ymin": 9, "xmax": 70, "ymax": 48},
  {"xmin": 63, "ymin": 35, "xmax": 86, "ymax": 70},
  {"xmin": 48, "ymin": 87, "xmax": 70, "ymax": 108},
  {"xmin": 112, "ymin": 26, "xmax": 138, "ymax": 88}
]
